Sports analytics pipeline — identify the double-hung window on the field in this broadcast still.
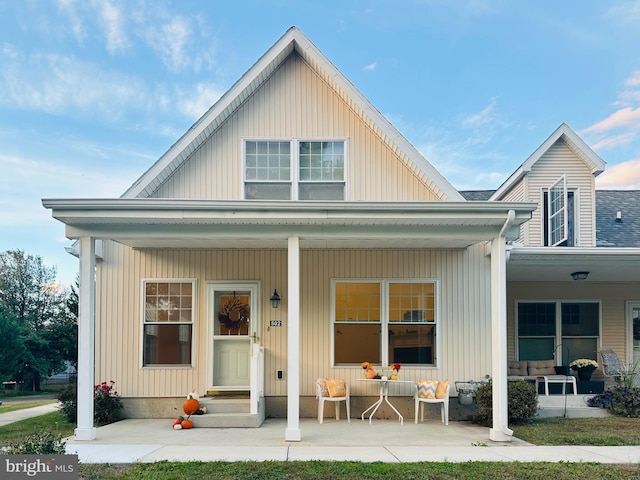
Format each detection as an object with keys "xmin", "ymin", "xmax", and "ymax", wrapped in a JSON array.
[
  {"xmin": 244, "ymin": 140, "xmax": 345, "ymax": 200},
  {"xmin": 517, "ymin": 301, "xmax": 599, "ymax": 364},
  {"xmin": 333, "ymin": 280, "xmax": 437, "ymax": 366},
  {"xmin": 142, "ymin": 280, "xmax": 195, "ymax": 366}
]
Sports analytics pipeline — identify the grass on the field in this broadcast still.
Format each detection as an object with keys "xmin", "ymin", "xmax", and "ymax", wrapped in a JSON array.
[
  {"xmin": 513, "ymin": 416, "xmax": 640, "ymax": 446},
  {"xmin": 0, "ymin": 400, "xmax": 56, "ymax": 414},
  {"xmin": 2, "ymin": 411, "xmax": 640, "ymax": 479},
  {"xmin": 0, "ymin": 411, "xmax": 74, "ymax": 446}
]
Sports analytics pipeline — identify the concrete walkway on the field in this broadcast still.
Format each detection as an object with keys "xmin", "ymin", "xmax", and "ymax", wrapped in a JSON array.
[{"xmin": 2, "ymin": 405, "xmax": 640, "ymax": 464}]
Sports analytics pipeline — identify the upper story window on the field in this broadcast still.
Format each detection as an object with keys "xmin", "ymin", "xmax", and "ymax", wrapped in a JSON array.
[
  {"xmin": 244, "ymin": 140, "xmax": 345, "ymax": 200},
  {"xmin": 543, "ymin": 175, "xmax": 575, "ymax": 246}
]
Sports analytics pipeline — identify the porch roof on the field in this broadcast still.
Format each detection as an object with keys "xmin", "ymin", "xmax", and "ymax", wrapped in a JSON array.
[
  {"xmin": 507, "ymin": 246, "xmax": 640, "ymax": 283},
  {"xmin": 42, "ymin": 198, "xmax": 535, "ymax": 250}
]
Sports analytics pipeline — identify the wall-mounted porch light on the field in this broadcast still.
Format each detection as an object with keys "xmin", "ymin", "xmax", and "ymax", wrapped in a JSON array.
[
  {"xmin": 270, "ymin": 289, "xmax": 282, "ymax": 308},
  {"xmin": 571, "ymin": 271, "xmax": 589, "ymax": 281}
]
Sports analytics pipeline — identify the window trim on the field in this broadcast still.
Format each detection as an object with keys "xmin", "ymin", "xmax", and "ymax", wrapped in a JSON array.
[
  {"xmin": 515, "ymin": 299, "xmax": 601, "ymax": 364},
  {"xmin": 331, "ymin": 278, "xmax": 440, "ymax": 368},
  {"xmin": 242, "ymin": 138, "xmax": 348, "ymax": 200},
  {"xmin": 140, "ymin": 278, "xmax": 197, "ymax": 368}
]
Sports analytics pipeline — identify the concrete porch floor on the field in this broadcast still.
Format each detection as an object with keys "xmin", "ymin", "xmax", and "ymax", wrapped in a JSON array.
[{"xmin": 62, "ymin": 417, "xmax": 640, "ymax": 465}]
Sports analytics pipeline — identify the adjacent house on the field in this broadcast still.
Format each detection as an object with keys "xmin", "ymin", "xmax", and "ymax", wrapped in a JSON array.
[{"xmin": 43, "ymin": 27, "xmax": 640, "ymax": 443}]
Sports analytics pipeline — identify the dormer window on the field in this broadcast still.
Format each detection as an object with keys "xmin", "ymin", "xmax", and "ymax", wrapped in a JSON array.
[
  {"xmin": 543, "ymin": 175, "xmax": 575, "ymax": 246},
  {"xmin": 244, "ymin": 139, "xmax": 345, "ymax": 200}
]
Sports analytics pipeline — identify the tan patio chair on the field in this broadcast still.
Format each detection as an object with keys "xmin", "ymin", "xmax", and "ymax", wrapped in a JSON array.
[
  {"xmin": 315, "ymin": 378, "xmax": 350, "ymax": 424},
  {"xmin": 415, "ymin": 379, "xmax": 449, "ymax": 425}
]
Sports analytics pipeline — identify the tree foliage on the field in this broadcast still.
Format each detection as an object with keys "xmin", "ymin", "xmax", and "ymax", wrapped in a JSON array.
[{"xmin": 0, "ymin": 249, "xmax": 77, "ymax": 390}]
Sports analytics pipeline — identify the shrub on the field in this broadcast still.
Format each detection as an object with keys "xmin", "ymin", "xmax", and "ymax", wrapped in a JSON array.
[
  {"xmin": 588, "ymin": 386, "xmax": 640, "ymax": 417},
  {"xmin": 58, "ymin": 380, "xmax": 124, "ymax": 426},
  {"xmin": 475, "ymin": 379, "xmax": 538, "ymax": 426},
  {"xmin": 58, "ymin": 383, "xmax": 77, "ymax": 423},
  {"xmin": 3, "ymin": 432, "xmax": 66, "ymax": 455},
  {"xmin": 93, "ymin": 381, "xmax": 123, "ymax": 426}
]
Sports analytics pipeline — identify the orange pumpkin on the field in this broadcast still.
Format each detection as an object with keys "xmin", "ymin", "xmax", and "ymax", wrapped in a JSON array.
[
  {"xmin": 183, "ymin": 394, "xmax": 200, "ymax": 415},
  {"xmin": 181, "ymin": 419, "xmax": 193, "ymax": 429}
]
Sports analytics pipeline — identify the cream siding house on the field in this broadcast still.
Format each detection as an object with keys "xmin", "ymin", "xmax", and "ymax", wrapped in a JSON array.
[{"xmin": 43, "ymin": 27, "xmax": 640, "ymax": 444}]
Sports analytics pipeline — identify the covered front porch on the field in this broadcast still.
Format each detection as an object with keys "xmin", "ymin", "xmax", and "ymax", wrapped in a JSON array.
[{"xmin": 43, "ymin": 198, "xmax": 535, "ymax": 443}]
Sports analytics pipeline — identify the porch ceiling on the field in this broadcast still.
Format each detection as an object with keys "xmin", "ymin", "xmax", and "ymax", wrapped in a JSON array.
[
  {"xmin": 42, "ymin": 198, "xmax": 536, "ymax": 250},
  {"xmin": 507, "ymin": 246, "xmax": 640, "ymax": 283}
]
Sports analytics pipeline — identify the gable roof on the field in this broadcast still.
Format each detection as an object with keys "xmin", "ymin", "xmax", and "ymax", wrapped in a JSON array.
[
  {"xmin": 489, "ymin": 123, "xmax": 606, "ymax": 201},
  {"xmin": 122, "ymin": 26, "xmax": 463, "ymax": 201}
]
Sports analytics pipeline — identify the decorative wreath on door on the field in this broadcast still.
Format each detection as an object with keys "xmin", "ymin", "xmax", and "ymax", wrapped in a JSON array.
[{"xmin": 218, "ymin": 297, "xmax": 250, "ymax": 330}]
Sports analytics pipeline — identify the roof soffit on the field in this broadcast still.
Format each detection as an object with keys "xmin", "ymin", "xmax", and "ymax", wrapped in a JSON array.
[{"xmin": 121, "ymin": 27, "xmax": 463, "ymax": 202}]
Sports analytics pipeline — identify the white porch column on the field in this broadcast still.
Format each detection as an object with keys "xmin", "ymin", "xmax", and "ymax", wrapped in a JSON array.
[
  {"xmin": 75, "ymin": 236, "xmax": 96, "ymax": 441},
  {"xmin": 285, "ymin": 236, "xmax": 302, "ymax": 441},
  {"xmin": 489, "ymin": 213, "xmax": 514, "ymax": 442}
]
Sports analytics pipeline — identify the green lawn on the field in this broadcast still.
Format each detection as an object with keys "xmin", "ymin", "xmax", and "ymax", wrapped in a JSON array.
[
  {"xmin": 0, "ymin": 400, "xmax": 56, "ymax": 414},
  {"xmin": 2, "ymin": 411, "xmax": 640, "ymax": 479}
]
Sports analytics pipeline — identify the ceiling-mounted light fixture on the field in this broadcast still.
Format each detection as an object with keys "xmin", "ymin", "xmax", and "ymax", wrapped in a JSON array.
[
  {"xmin": 270, "ymin": 289, "xmax": 281, "ymax": 308},
  {"xmin": 571, "ymin": 271, "xmax": 589, "ymax": 281}
]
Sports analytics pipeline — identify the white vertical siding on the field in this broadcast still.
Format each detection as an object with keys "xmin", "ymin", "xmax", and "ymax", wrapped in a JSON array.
[
  {"xmin": 149, "ymin": 53, "xmax": 441, "ymax": 202},
  {"xmin": 96, "ymin": 242, "xmax": 493, "ymax": 398}
]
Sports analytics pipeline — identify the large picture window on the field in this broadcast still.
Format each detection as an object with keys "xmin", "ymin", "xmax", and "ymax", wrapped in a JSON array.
[
  {"xmin": 333, "ymin": 280, "xmax": 437, "ymax": 367},
  {"xmin": 517, "ymin": 301, "xmax": 599, "ymax": 364},
  {"xmin": 244, "ymin": 139, "xmax": 345, "ymax": 200},
  {"xmin": 143, "ymin": 280, "xmax": 195, "ymax": 366}
]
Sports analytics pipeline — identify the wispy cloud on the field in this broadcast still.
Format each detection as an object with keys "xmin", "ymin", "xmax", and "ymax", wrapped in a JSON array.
[
  {"xmin": 462, "ymin": 97, "xmax": 497, "ymax": 128},
  {"xmin": 176, "ymin": 82, "xmax": 224, "ymax": 119},
  {"xmin": 583, "ymin": 107, "xmax": 640, "ymax": 134},
  {"xmin": 595, "ymin": 158, "xmax": 640, "ymax": 189},
  {"xmin": 95, "ymin": 0, "xmax": 129, "ymax": 54},
  {"xmin": 363, "ymin": 62, "xmax": 377, "ymax": 72},
  {"xmin": 582, "ymin": 70, "xmax": 640, "ymax": 151}
]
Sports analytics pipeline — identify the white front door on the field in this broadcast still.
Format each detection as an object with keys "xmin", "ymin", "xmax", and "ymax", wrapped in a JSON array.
[{"xmin": 208, "ymin": 283, "xmax": 259, "ymax": 390}]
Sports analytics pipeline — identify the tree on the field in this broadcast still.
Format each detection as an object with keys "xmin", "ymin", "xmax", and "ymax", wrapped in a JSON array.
[
  {"xmin": 0, "ymin": 250, "xmax": 76, "ymax": 391},
  {"xmin": 0, "ymin": 304, "xmax": 27, "ymax": 383}
]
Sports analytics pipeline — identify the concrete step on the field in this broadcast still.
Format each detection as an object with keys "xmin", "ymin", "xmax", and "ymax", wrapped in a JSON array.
[
  {"xmin": 199, "ymin": 398, "xmax": 250, "ymax": 414},
  {"xmin": 537, "ymin": 393, "xmax": 610, "ymax": 418},
  {"xmin": 184, "ymin": 397, "xmax": 265, "ymax": 428}
]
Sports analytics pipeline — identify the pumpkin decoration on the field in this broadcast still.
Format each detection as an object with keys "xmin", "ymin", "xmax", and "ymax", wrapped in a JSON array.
[
  {"xmin": 183, "ymin": 392, "xmax": 200, "ymax": 416},
  {"xmin": 181, "ymin": 419, "xmax": 193, "ymax": 429}
]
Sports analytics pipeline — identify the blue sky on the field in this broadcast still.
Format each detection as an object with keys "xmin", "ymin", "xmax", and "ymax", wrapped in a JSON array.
[{"xmin": 1, "ymin": 1, "xmax": 639, "ymax": 287}]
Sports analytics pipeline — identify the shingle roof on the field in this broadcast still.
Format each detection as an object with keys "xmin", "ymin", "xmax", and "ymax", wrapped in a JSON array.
[
  {"xmin": 459, "ymin": 190, "xmax": 495, "ymax": 201},
  {"xmin": 596, "ymin": 190, "xmax": 640, "ymax": 247}
]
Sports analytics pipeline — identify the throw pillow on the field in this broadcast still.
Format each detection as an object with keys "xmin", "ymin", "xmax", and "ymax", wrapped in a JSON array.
[
  {"xmin": 315, "ymin": 378, "xmax": 329, "ymax": 397},
  {"xmin": 417, "ymin": 380, "xmax": 438, "ymax": 399},
  {"xmin": 435, "ymin": 379, "xmax": 449, "ymax": 399},
  {"xmin": 326, "ymin": 378, "xmax": 346, "ymax": 398}
]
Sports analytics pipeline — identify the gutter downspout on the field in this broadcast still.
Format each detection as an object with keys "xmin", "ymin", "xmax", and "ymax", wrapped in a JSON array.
[{"xmin": 489, "ymin": 210, "xmax": 515, "ymax": 441}]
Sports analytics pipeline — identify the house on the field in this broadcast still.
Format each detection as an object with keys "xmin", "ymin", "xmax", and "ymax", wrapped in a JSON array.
[{"xmin": 43, "ymin": 27, "xmax": 640, "ymax": 443}]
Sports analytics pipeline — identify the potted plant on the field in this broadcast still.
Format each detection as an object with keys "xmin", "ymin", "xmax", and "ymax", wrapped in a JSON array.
[{"xmin": 569, "ymin": 358, "xmax": 599, "ymax": 381}]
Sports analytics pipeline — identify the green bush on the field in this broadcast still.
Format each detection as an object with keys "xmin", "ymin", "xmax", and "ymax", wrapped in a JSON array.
[
  {"xmin": 588, "ymin": 386, "xmax": 640, "ymax": 417},
  {"xmin": 475, "ymin": 379, "xmax": 538, "ymax": 426},
  {"xmin": 58, "ymin": 380, "xmax": 123, "ymax": 426},
  {"xmin": 2, "ymin": 432, "xmax": 66, "ymax": 455}
]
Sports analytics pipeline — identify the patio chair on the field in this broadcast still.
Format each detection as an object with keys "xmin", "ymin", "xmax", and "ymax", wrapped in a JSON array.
[
  {"xmin": 600, "ymin": 349, "xmax": 623, "ymax": 383},
  {"xmin": 414, "ymin": 379, "xmax": 449, "ymax": 425},
  {"xmin": 315, "ymin": 378, "xmax": 350, "ymax": 424}
]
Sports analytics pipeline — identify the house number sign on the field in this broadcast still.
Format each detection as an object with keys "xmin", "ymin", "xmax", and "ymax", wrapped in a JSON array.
[{"xmin": 270, "ymin": 320, "xmax": 282, "ymax": 327}]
